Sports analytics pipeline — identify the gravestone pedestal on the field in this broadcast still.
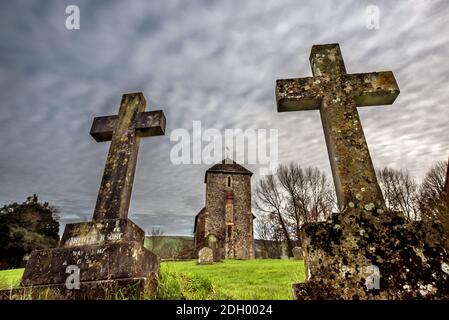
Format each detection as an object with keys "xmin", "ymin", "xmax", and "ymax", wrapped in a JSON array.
[
  {"xmin": 4, "ymin": 218, "xmax": 159, "ymax": 300},
  {"xmin": 294, "ymin": 208, "xmax": 449, "ymax": 299}
]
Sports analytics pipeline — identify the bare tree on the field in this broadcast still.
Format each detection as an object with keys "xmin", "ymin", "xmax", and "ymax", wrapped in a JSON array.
[
  {"xmin": 148, "ymin": 226, "xmax": 164, "ymax": 252},
  {"xmin": 300, "ymin": 166, "xmax": 335, "ymax": 223},
  {"xmin": 254, "ymin": 174, "xmax": 295, "ymax": 255},
  {"xmin": 254, "ymin": 163, "xmax": 335, "ymax": 256},
  {"xmin": 419, "ymin": 161, "xmax": 449, "ymax": 235},
  {"xmin": 254, "ymin": 212, "xmax": 284, "ymax": 258},
  {"xmin": 420, "ymin": 161, "xmax": 447, "ymax": 204},
  {"xmin": 277, "ymin": 164, "xmax": 334, "ymax": 231},
  {"xmin": 377, "ymin": 167, "xmax": 420, "ymax": 221}
]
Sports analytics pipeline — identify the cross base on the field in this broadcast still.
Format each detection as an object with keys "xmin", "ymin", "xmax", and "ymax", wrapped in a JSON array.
[
  {"xmin": 294, "ymin": 209, "xmax": 449, "ymax": 299},
  {"xmin": 11, "ymin": 218, "xmax": 160, "ymax": 300},
  {"xmin": 1, "ymin": 277, "xmax": 156, "ymax": 300}
]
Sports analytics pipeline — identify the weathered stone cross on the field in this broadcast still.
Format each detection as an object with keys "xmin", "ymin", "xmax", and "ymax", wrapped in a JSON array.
[
  {"xmin": 276, "ymin": 44, "xmax": 399, "ymax": 210},
  {"xmin": 90, "ymin": 92, "xmax": 166, "ymax": 220}
]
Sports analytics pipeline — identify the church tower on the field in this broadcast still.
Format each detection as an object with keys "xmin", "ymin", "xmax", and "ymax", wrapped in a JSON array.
[{"xmin": 194, "ymin": 159, "xmax": 255, "ymax": 259}]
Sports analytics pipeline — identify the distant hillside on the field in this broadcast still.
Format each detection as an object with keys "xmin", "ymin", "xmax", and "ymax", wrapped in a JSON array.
[
  {"xmin": 145, "ymin": 236, "xmax": 287, "ymax": 259},
  {"xmin": 144, "ymin": 236, "xmax": 194, "ymax": 260}
]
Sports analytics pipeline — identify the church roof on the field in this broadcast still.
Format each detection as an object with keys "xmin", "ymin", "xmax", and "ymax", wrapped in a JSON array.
[
  {"xmin": 193, "ymin": 207, "xmax": 206, "ymax": 233},
  {"xmin": 204, "ymin": 159, "xmax": 253, "ymax": 182}
]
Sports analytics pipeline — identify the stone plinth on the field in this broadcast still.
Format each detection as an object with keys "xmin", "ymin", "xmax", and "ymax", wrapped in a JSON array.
[
  {"xmin": 21, "ymin": 241, "xmax": 158, "ymax": 286},
  {"xmin": 294, "ymin": 208, "xmax": 449, "ymax": 299},
  {"xmin": 13, "ymin": 218, "xmax": 160, "ymax": 300},
  {"xmin": 1, "ymin": 277, "xmax": 155, "ymax": 300}
]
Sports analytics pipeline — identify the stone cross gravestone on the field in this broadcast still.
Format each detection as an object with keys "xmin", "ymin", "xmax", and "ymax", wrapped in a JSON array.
[
  {"xmin": 17, "ymin": 92, "xmax": 166, "ymax": 299},
  {"xmin": 276, "ymin": 43, "xmax": 399, "ymax": 211},
  {"xmin": 276, "ymin": 44, "xmax": 449, "ymax": 299},
  {"xmin": 198, "ymin": 247, "xmax": 214, "ymax": 265}
]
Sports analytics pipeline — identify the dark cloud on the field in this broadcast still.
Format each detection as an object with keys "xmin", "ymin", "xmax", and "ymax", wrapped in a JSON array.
[{"xmin": 0, "ymin": 0, "xmax": 448, "ymax": 235}]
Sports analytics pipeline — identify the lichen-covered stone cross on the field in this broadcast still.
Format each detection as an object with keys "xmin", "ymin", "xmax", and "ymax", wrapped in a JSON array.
[
  {"xmin": 276, "ymin": 44, "xmax": 400, "ymax": 210},
  {"xmin": 90, "ymin": 92, "xmax": 166, "ymax": 220}
]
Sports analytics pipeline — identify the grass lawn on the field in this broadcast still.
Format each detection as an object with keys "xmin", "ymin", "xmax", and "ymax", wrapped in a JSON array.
[
  {"xmin": 0, "ymin": 259, "xmax": 304, "ymax": 300},
  {"xmin": 0, "ymin": 268, "xmax": 24, "ymax": 289},
  {"xmin": 161, "ymin": 259, "xmax": 304, "ymax": 300}
]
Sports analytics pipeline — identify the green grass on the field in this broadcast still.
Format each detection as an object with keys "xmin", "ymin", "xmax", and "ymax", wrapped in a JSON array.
[
  {"xmin": 160, "ymin": 259, "xmax": 304, "ymax": 300},
  {"xmin": 0, "ymin": 259, "xmax": 304, "ymax": 300},
  {"xmin": 0, "ymin": 268, "xmax": 24, "ymax": 290}
]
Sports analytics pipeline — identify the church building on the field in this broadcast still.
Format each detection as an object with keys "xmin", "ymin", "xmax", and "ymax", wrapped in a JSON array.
[{"xmin": 194, "ymin": 159, "xmax": 255, "ymax": 260}]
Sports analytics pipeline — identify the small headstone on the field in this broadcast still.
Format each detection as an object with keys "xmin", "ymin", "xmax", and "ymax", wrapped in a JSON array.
[
  {"xmin": 198, "ymin": 247, "xmax": 214, "ymax": 264},
  {"xmin": 280, "ymin": 243, "xmax": 289, "ymax": 260},
  {"xmin": 292, "ymin": 247, "xmax": 303, "ymax": 260}
]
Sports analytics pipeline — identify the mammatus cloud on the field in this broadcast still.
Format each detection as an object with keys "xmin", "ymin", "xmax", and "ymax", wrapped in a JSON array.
[{"xmin": 0, "ymin": 0, "xmax": 448, "ymax": 235}]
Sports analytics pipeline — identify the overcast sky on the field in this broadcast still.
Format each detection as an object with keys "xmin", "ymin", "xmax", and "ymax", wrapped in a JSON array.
[{"xmin": 0, "ymin": 0, "xmax": 448, "ymax": 236}]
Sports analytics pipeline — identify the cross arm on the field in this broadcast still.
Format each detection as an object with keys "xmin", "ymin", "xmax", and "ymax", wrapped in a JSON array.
[
  {"xmin": 90, "ymin": 115, "xmax": 118, "ymax": 142},
  {"xmin": 275, "ymin": 77, "xmax": 322, "ymax": 112},
  {"xmin": 89, "ymin": 110, "xmax": 166, "ymax": 142},
  {"xmin": 135, "ymin": 110, "xmax": 166, "ymax": 137},
  {"xmin": 346, "ymin": 71, "xmax": 400, "ymax": 107}
]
